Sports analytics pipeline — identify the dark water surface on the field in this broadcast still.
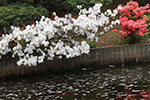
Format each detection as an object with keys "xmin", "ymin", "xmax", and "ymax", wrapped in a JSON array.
[{"xmin": 0, "ymin": 64, "xmax": 150, "ymax": 100}]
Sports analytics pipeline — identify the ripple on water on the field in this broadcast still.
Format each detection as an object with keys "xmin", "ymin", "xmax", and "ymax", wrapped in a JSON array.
[{"xmin": 0, "ymin": 64, "xmax": 150, "ymax": 99}]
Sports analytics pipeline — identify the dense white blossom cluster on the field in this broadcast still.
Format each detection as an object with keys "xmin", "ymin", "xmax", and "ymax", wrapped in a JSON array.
[{"xmin": 0, "ymin": 3, "xmax": 119, "ymax": 66}]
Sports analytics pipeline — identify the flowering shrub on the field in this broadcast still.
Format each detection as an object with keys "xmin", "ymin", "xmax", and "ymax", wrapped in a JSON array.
[
  {"xmin": 0, "ymin": 4, "xmax": 49, "ymax": 34},
  {"xmin": 0, "ymin": 0, "xmax": 34, "ymax": 5},
  {"xmin": 42, "ymin": 0, "xmax": 113, "ymax": 13},
  {"xmin": 0, "ymin": 3, "xmax": 119, "ymax": 66},
  {"xmin": 117, "ymin": 1, "xmax": 150, "ymax": 44}
]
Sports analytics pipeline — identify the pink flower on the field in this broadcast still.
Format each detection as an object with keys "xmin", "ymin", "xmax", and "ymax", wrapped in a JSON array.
[
  {"xmin": 127, "ymin": 1, "xmax": 139, "ymax": 8},
  {"xmin": 119, "ymin": 16, "xmax": 128, "ymax": 24},
  {"xmin": 118, "ymin": 1, "xmax": 150, "ymax": 40},
  {"xmin": 112, "ymin": 29, "xmax": 118, "ymax": 32}
]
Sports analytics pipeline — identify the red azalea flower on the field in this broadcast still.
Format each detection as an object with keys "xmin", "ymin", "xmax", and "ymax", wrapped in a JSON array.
[{"xmin": 112, "ymin": 29, "xmax": 118, "ymax": 32}]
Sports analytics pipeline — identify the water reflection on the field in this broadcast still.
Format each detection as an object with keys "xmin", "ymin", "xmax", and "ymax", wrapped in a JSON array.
[{"xmin": 0, "ymin": 64, "xmax": 150, "ymax": 100}]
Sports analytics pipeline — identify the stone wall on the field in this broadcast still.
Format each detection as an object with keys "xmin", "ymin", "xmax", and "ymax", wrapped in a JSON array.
[{"xmin": 0, "ymin": 43, "xmax": 150, "ymax": 78}]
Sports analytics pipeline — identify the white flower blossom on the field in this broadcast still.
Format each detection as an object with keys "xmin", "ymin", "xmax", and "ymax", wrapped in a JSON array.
[
  {"xmin": 77, "ymin": 5, "xmax": 82, "ymax": 9},
  {"xmin": 118, "ymin": 6, "xmax": 122, "ymax": 10},
  {"xmin": 0, "ymin": 3, "xmax": 119, "ymax": 66}
]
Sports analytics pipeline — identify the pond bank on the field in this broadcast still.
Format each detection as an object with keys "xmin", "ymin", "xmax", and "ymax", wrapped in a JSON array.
[{"xmin": 0, "ymin": 43, "xmax": 150, "ymax": 79}]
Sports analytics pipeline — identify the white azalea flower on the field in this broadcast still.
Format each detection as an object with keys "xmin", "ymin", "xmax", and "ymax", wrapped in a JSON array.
[{"xmin": 0, "ymin": 3, "xmax": 119, "ymax": 66}]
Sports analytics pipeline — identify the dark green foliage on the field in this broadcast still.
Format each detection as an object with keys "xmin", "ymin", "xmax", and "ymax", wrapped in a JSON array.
[
  {"xmin": 0, "ymin": 4, "xmax": 49, "ymax": 34},
  {"xmin": 43, "ymin": 0, "xmax": 65, "ymax": 13},
  {"xmin": 0, "ymin": 0, "xmax": 34, "ymax": 5},
  {"xmin": 117, "ymin": 0, "xmax": 150, "ymax": 6},
  {"xmin": 88, "ymin": 41, "xmax": 96, "ymax": 48},
  {"xmin": 44, "ymin": 0, "xmax": 113, "ymax": 13},
  {"xmin": 64, "ymin": 0, "xmax": 113, "ymax": 12},
  {"xmin": 133, "ymin": 0, "xmax": 150, "ymax": 6},
  {"xmin": 114, "ymin": 35, "xmax": 149, "ymax": 45}
]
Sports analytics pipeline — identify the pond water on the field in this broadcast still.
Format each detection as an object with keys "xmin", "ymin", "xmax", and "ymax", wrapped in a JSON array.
[{"xmin": 0, "ymin": 64, "xmax": 150, "ymax": 100}]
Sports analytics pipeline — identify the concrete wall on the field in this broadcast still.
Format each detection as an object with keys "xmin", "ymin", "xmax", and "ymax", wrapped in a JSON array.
[{"xmin": 0, "ymin": 43, "xmax": 150, "ymax": 78}]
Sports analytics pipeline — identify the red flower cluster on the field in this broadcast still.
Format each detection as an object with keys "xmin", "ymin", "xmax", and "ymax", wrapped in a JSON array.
[{"xmin": 117, "ymin": 1, "xmax": 150, "ymax": 39}]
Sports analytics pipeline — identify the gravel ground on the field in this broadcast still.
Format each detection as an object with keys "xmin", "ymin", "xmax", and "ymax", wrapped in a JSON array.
[{"xmin": 0, "ymin": 64, "xmax": 150, "ymax": 100}]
